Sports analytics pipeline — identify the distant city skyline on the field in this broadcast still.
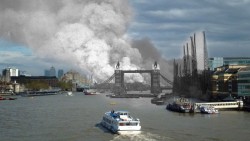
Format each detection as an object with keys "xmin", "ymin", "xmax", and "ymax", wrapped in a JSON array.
[{"xmin": 0, "ymin": 66, "xmax": 65, "ymax": 78}]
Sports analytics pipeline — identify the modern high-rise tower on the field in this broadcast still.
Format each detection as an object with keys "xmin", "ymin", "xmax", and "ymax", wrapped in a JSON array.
[
  {"xmin": 58, "ymin": 69, "xmax": 64, "ymax": 79},
  {"xmin": 183, "ymin": 31, "xmax": 209, "ymax": 75},
  {"xmin": 2, "ymin": 67, "xmax": 19, "ymax": 82},
  {"xmin": 49, "ymin": 66, "xmax": 56, "ymax": 77},
  {"xmin": 44, "ymin": 66, "xmax": 56, "ymax": 77}
]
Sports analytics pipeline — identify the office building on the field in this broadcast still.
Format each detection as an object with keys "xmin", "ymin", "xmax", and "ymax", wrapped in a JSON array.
[
  {"xmin": 45, "ymin": 66, "xmax": 56, "ymax": 77},
  {"xmin": 58, "ymin": 69, "xmax": 64, "ymax": 79},
  {"xmin": 209, "ymin": 57, "xmax": 250, "ymax": 71},
  {"xmin": 210, "ymin": 65, "xmax": 250, "ymax": 100},
  {"xmin": 49, "ymin": 66, "xmax": 56, "ymax": 76},
  {"xmin": 11, "ymin": 76, "xmax": 58, "ymax": 88},
  {"xmin": 237, "ymin": 66, "xmax": 250, "ymax": 97},
  {"xmin": 2, "ymin": 68, "xmax": 19, "ymax": 82}
]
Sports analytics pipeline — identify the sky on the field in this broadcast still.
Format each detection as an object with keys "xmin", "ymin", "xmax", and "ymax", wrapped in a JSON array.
[
  {"xmin": 0, "ymin": 0, "xmax": 250, "ymax": 77},
  {"xmin": 128, "ymin": 0, "xmax": 250, "ymax": 58}
]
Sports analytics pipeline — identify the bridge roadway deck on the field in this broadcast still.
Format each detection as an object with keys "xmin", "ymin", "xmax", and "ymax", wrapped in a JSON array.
[{"xmin": 121, "ymin": 70, "xmax": 154, "ymax": 73}]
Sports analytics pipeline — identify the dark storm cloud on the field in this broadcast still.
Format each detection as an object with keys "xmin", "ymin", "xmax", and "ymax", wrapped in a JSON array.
[
  {"xmin": 131, "ymin": 38, "xmax": 161, "ymax": 62},
  {"xmin": 131, "ymin": 38, "xmax": 173, "ymax": 79},
  {"xmin": 129, "ymin": 0, "xmax": 250, "ymax": 59}
]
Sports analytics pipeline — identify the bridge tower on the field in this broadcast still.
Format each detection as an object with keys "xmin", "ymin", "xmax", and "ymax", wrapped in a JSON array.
[
  {"xmin": 114, "ymin": 62, "xmax": 125, "ymax": 94},
  {"xmin": 151, "ymin": 62, "xmax": 162, "ymax": 94},
  {"xmin": 111, "ymin": 61, "xmax": 168, "ymax": 95}
]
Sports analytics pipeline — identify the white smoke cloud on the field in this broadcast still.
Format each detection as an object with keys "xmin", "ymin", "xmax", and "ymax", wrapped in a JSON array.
[{"xmin": 0, "ymin": 0, "xmax": 144, "ymax": 82}]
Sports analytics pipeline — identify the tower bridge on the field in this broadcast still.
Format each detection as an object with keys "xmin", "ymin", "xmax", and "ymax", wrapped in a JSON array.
[{"xmin": 96, "ymin": 61, "xmax": 173, "ymax": 95}]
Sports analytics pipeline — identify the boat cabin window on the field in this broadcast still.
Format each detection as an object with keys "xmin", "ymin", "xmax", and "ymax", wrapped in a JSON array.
[
  {"xmin": 118, "ymin": 112, "xmax": 128, "ymax": 115},
  {"xmin": 119, "ymin": 122, "xmax": 138, "ymax": 126},
  {"xmin": 125, "ymin": 122, "xmax": 138, "ymax": 126}
]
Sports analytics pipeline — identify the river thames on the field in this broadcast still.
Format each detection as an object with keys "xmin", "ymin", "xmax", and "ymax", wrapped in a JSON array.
[{"xmin": 0, "ymin": 92, "xmax": 249, "ymax": 141}]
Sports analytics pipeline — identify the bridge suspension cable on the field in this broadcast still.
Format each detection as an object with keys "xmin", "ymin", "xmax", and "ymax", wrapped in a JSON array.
[
  {"xmin": 94, "ymin": 74, "xmax": 115, "ymax": 89},
  {"xmin": 160, "ymin": 73, "xmax": 173, "ymax": 86},
  {"xmin": 101, "ymin": 73, "xmax": 115, "ymax": 84}
]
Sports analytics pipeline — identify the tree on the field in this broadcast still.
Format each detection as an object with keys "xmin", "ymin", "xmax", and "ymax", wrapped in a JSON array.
[
  {"xmin": 57, "ymin": 81, "xmax": 73, "ymax": 91},
  {"xmin": 26, "ymin": 80, "xmax": 49, "ymax": 91}
]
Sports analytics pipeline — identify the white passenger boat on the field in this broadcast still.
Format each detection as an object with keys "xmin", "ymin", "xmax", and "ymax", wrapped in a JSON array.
[
  {"xmin": 200, "ymin": 105, "xmax": 219, "ymax": 114},
  {"xmin": 101, "ymin": 110, "xmax": 141, "ymax": 134}
]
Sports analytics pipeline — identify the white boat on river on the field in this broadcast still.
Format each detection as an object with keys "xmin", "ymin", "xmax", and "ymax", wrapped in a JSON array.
[
  {"xmin": 101, "ymin": 110, "xmax": 141, "ymax": 134},
  {"xmin": 200, "ymin": 105, "xmax": 219, "ymax": 114}
]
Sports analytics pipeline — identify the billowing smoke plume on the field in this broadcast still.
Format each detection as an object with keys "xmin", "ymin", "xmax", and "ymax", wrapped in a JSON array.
[
  {"xmin": 131, "ymin": 38, "xmax": 173, "ymax": 83},
  {"xmin": 0, "ymin": 0, "xmax": 145, "ymax": 82}
]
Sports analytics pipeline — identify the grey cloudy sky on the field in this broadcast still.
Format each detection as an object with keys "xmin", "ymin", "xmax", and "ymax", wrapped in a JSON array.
[
  {"xmin": 0, "ymin": 0, "xmax": 250, "ymax": 76},
  {"xmin": 129, "ymin": 0, "xmax": 250, "ymax": 59}
]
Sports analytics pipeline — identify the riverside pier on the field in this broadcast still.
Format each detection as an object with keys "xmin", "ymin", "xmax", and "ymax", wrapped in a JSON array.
[{"xmin": 192, "ymin": 100, "xmax": 244, "ymax": 113}]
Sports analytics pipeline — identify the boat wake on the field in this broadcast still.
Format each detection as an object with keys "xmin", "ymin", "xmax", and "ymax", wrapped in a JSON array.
[
  {"xmin": 66, "ymin": 91, "xmax": 73, "ymax": 96},
  {"xmin": 111, "ymin": 131, "xmax": 174, "ymax": 141}
]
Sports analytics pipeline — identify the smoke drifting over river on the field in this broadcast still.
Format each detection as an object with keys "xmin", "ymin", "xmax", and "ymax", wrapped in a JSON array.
[{"xmin": 0, "ymin": 0, "xmax": 172, "ymax": 82}]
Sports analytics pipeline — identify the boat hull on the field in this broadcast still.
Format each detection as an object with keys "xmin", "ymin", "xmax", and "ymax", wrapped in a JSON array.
[
  {"xmin": 101, "ymin": 121, "xmax": 141, "ymax": 134},
  {"xmin": 117, "ymin": 130, "xmax": 141, "ymax": 135},
  {"xmin": 200, "ymin": 106, "xmax": 219, "ymax": 114},
  {"xmin": 166, "ymin": 104, "xmax": 191, "ymax": 113},
  {"xmin": 166, "ymin": 97, "xmax": 192, "ymax": 113},
  {"xmin": 83, "ymin": 90, "xmax": 97, "ymax": 95},
  {"xmin": 84, "ymin": 92, "xmax": 96, "ymax": 95},
  {"xmin": 0, "ymin": 97, "xmax": 17, "ymax": 100}
]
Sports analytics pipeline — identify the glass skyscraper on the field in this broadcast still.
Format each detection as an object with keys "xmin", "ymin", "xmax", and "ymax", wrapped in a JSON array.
[
  {"xmin": 58, "ymin": 69, "xmax": 64, "ymax": 79},
  {"xmin": 209, "ymin": 57, "xmax": 250, "ymax": 71},
  {"xmin": 237, "ymin": 67, "xmax": 250, "ymax": 96},
  {"xmin": 49, "ymin": 66, "xmax": 56, "ymax": 77},
  {"xmin": 44, "ymin": 66, "xmax": 56, "ymax": 77}
]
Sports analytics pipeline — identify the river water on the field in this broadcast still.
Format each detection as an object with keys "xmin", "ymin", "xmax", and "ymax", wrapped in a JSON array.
[{"xmin": 0, "ymin": 92, "xmax": 249, "ymax": 141}]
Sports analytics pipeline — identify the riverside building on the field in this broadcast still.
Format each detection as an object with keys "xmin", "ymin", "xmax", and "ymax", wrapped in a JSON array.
[
  {"xmin": 11, "ymin": 76, "xmax": 58, "ymax": 88},
  {"xmin": 209, "ymin": 57, "xmax": 250, "ymax": 71},
  {"xmin": 237, "ymin": 66, "xmax": 250, "ymax": 97},
  {"xmin": 2, "ymin": 68, "xmax": 19, "ymax": 82},
  {"xmin": 210, "ymin": 65, "xmax": 250, "ymax": 101}
]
